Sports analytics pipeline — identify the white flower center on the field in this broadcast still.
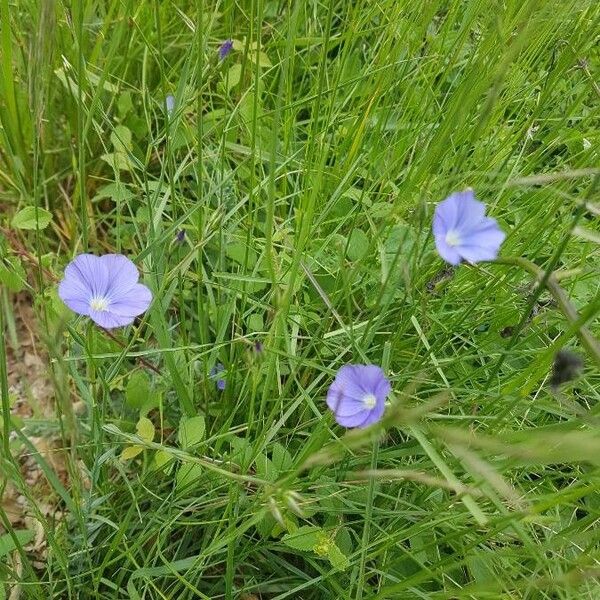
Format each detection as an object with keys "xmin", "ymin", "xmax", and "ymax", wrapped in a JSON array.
[
  {"xmin": 90, "ymin": 296, "xmax": 109, "ymax": 312},
  {"xmin": 445, "ymin": 229, "xmax": 462, "ymax": 247},
  {"xmin": 362, "ymin": 393, "xmax": 377, "ymax": 409}
]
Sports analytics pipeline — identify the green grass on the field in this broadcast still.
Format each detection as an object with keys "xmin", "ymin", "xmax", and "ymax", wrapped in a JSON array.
[{"xmin": 1, "ymin": 0, "xmax": 600, "ymax": 598}]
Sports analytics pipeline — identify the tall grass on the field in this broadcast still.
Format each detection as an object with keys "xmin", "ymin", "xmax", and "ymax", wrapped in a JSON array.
[{"xmin": 1, "ymin": 0, "xmax": 600, "ymax": 598}]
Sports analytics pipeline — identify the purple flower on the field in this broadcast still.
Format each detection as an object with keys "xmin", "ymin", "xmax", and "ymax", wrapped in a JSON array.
[
  {"xmin": 253, "ymin": 340, "xmax": 263, "ymax": 354},
  {"xmin": 433, "ymin": 190, "xmax": 505, "ymax": 265},
  {"xmin": 165, "ymin": 95, "xmax": 175, "ymax": 115},
  {"xmin": 175, "ymin": 229, "xmax": 185, "ymax": 242},
  {"xmin": 58, "ymin": 254, "xmax": 152, "ymax": 329},
  {"xmin": 218, "ymin": 39, "xmax": 233, "ymax": 60},
  {"xmin": 210, "ymin": 363, "xmax": 226, "ymax": 390},
  {"xmin": 326, "ymin": 364, "xmax": 390, "ymax": 428}
]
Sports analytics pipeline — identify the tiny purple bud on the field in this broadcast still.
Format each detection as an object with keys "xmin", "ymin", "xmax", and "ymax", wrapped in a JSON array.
[
  {"xmin": 218, "ymin": 40, "xmax": 234, "ymax": 60},
  {"xmin": 210, "ymin": 363, "xmax": 226, "ymax": 391},
  {"xmin": 254, "ymin": 340, "xmax": 263, "ymax": 354},
  {"xmin": 175, "ymin": 230, "xmax": 185, "ymax": 242}
]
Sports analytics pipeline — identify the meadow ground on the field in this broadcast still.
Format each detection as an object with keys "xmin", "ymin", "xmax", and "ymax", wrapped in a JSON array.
[{"xmin": 1, "ymin": 1, "xmax": 600, "ymax": 598}]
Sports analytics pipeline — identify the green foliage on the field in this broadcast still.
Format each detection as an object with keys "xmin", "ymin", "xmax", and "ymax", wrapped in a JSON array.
[
  {"xmin": 1, "ymin": 0, "xmax": 600, "ymax": 598},
  {"xmin": 11, "ymin": 207, "xmax": 52, "ymax": 230}
]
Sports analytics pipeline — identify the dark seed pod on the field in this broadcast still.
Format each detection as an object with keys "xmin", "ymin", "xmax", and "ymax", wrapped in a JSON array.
[{"xmin": 550, "ymin": 349, "xmax": 583, "ymax": 387}]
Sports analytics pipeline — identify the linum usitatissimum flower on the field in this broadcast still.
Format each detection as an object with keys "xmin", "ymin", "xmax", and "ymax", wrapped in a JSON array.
[
  {"xmin": 433, "ymin": 190, "xmax": 505, "ymax": 265},
  {"xmin": 165, "ymin": 95, "xmax": 175, "ymax": 115},
  {"xmin": 210, "ymin": 363, "xmax": 226, "ymax": 390},
  {"xmin": 58, "ymin": 254, "xmax": 152, "ymax": 329},
  {"xmin": 326, "ymin": 364, "xmax": 390, "ymax": 428},
  {"xmin": 218, "ymin": 39, "xmax": 233, "ymax": 60}
]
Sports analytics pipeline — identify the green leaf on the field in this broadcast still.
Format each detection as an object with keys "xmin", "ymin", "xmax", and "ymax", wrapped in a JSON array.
[
  {"xmin": 0, "ymin": 256, "xmax": 26, "ymax": 292},
  {"xmin": 151, "ymin": 449, "xmax": 174, "ymax": 472},
  {"xmin": 0, "ymin": 530, "xmax": 34, "ymax": 558},
  {"xmin": 384, "ymin": 223, "xmax": 415, "ymax": 260},
  {"xmin": 282, "ymin": 526, "xmax": 323, "ymax": 551},
  {"xmin": 327, "ymin": 543, "xmax": 350, "ymax": 571},
  {"xmin": 247, "ymin": 313, "xmax": 264, "ymax": 333},
  {"xmin": 255, "ymin": 453, "xmax": 278, "ymax": 482},
  {"xmin": 118, "ymin": 91, "xmax": 133, "ymax": 117},
  {"xmin": 226, "ymin": 241, "xmax": 258, "ymax": 267},
  {"xmin": 229, "ymin": 436, "xmax": 253, "ymax": 466},
  {"xmin": 100, "ymin": 152, "xmax": 133, "ymax": 172},
  {"xmin": 111, "ymin": 124, "xmax": 133, "ymax": 153},
  {"xmin": 121, "ymin": 445, "xmax": 143, "ymax": 460},
  {"xmin": 347, "ymin": 228, "xmax": 369, "ymax": 261},
  {"xmin": 178, "ymin": 416, "xmax": 206, "ymax": 449},
  {"xmin": 176, "ymin": 463, "xmax": 203, "ymax": 491},
  {"xmin": 93, "ymin": 182, "xmax": 135, "ymax": 202},
  {"xmin": 125, "ymin": 371, "xmax": 150, "ymax": 410},
  {"xmin": 335, "ymin": 526, "xmax": 353, "ymax": 556},
  {"xmin": 11, "ymin": 207, "xmax": 52, "ymax": 230},
  {"xmin": 136, "ymin": 416, "xmax": 154, "ymax": 442},
  {"xmin": 225, "ymin": 63, "xmax": 242, "ymax": 91},
  {"xmin": 271, "ymin": 442, "xmax": 293, "ymax": 473}
]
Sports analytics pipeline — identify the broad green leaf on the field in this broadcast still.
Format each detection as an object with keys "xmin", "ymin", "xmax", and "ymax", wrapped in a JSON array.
[
  {"xmin": 126, "ymin": 371, "xmax": 150, "ymax": 410},
  {"xmin": 247, "ymin": 313, "xmax": 264, "ymax": 333},
  {"xmin": 255, "ymin": 453, "xmax": 278, "ymax": 481},
  {"xmin": 226, "ymin": 241, "xmax": 258, "ymax": 267},
  {"xmin": 176, "ymin": 463, "xmax": 202, "ymax": 491},
  {"xmin": 0, "ymin": 256, "xmax": 26, "ymax": 292},
  {"xmin": 347, "ymin": 228, "xmax": 369, "ymax": 261},
  {"xmin": 118, "ymin": 91, "xmax": 133, "ymax": 116},
  {"xmin": 121, "ymin": 445, "xmax": 143, "ymax": 460},
  {"xmin": 327, "ymin": 543, "xmax": 350, "ymax": 571},
  {"xmin": 111, "ymin": 125, "xmax": 133, "ymax": 153},
  {"xmin": 272, "ymin": 442, "xmax": 293, "ymax": 473},
  {"xmin": 256, "ymin": 512, "xmax": 277, "ymax": 539},
  {"xmin": 152, "ymin": 450, "xmax": 174, "ymax": 472},
  {"xmin": 230, "ymin": 436, "xmax": 253, "ymax": 466},
  {"xmin": 100, "ymin": 152, "xmax": 133, "ymax": 172},
  {"xmin": 93, "ymin": 182, "xmax": 135, "ymax": 202},
  {"xmin": 178, "ymin": 416, "xmax": 206, "ymax": 449},
  {"xmin": 11, "ymin": 207, "xmax": 52, "ymax": 230},
  {"xmin": 282, "ymin": 526, "xmax": 323, "ymax": 552},
  {"xmin": 0, "ymin": 530, "xmax": 34, "ymax": 558},
  {"xmin": 384, "ymin": 223, "xmax": 415, "ymax": 260},
  {"xmin": 225, "ymin": 63, "xmax": 242, "ymax": 91},
  {"xmin": 136, "ymin": 417, "xmax": 154, "ymax": 443}
]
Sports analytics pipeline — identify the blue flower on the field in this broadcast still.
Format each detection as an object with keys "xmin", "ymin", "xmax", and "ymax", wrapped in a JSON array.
[
  {"xmin": 210, "ymin": 363, "xmax": 226, "ymax": 390},
  {"xmin": 433, "ymin": 190, "xmax": 505, "ymax": 265},
  {"xmin": 165, "ymin": 95, "xmax": 175, "ymax": 115},
  {"xmin": 58, "ymin": 254, "xmax": 152, "ymax": 329},
  {"xmin": 326, "ymin": 365, "xmax": 390, "ymax": 428},
  {"xmin": 218, "ymin": 40, "xmax": 233, "ymax": 60}
]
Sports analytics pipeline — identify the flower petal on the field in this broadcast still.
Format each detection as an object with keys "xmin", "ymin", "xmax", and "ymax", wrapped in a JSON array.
[
  {"xmin": 354, "ymin": 365, "xmax": 388, "ymax": 395},
  {"xmin": 63, "ymin": 254, "xmax": 109, "ymax": 299},
  {"xmin": 334, "ymin": 397, "xmax": 368, "ymax": 417},
  {"xmin": 359, "ymin": 400, "xmax": 386, "ymax": 427},
  {"xmin": 100, "ymin": 254, "xmax": 140, "ymax": 301},
  {"xmin": 89, "ymin": 310, "xmax": 135, "ymax": 329},
  {"xmin": 58, "ymin": 277, "xmax": 91, "ymax": 315},
  {"xmin": 456, "ymin": 218, "xmax": 505, "ymax": 263},
  {"xmin": 334, "ymin": 409, "xmax": 370, "ymax": 428},
  {"xmin": 433, "ymin": 236, "xmax": 462, "ymax": 265},
  {"xmin": 108, "ymin": 283, "xmax": 152, "ymax": 317},
  {"xmin": 326, "ymin": 365, "xmax": 369, "ymax": 407},
  {"xmin": 453, "ymin": 190, "xmax": 486, "ymax": 231}
]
